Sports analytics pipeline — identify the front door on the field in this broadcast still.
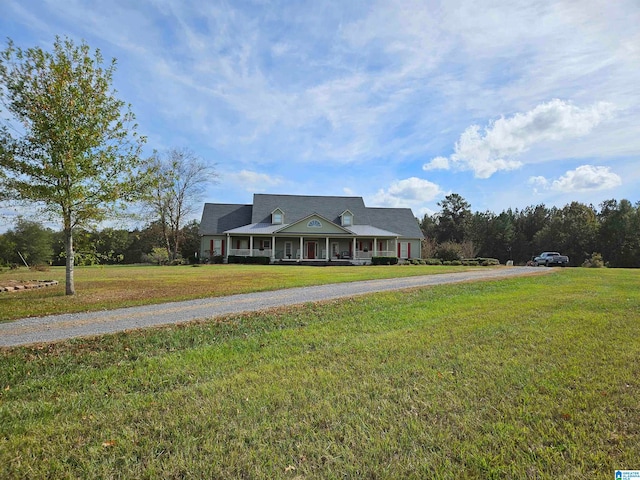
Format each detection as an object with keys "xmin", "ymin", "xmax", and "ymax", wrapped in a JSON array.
[{"xmin": 307, "ymin": 242, "xmax": 316, "ymax": 259}]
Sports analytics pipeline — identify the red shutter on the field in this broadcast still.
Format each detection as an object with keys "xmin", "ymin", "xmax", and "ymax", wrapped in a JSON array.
[
  {"xmin": 221, "ymin": 240, "xmax": 225, "ymax": 256},
  {"xmin": 237, "ymin": 240, "xmax": 240, "ymax": 249},
  {"xmin": 408, "ymin": 243, "xmax": 411, "ymax": 258},
  {"xmin": 210, "ymin": 239, "xmax": 214, "ymax": 253},
  {"xmin": 397, "ymin": 243, "xmax": 401, "ymax": 257}
]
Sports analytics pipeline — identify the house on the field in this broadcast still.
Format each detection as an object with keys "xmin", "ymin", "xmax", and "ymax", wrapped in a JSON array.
[{"xmin": 199, "ymin": 194, "xmax": 424, "ymax": 264}]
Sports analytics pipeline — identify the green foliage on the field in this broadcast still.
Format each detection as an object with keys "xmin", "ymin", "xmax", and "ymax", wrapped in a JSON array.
[
  {"xmin": 1, "ymin": 218, "xmax": 53, "ymax": 265},
  {"xmin": 582, "ymin": 252, "xmax": 605, "ymax": 268},
  {"xmin": 0, "ymin": 36, "xmax": 145, "ymax": 294},
  {"xmin": 424, "ymin": 258, "xmax": 443, "ymax": 265},
  {"xmin": 227, "ymin": 255, "xmax": 271, "ymax": 264},
  {"xmin": 435, "ymin": 240, "xmax": 463, "ymax": 261},
  {"xmin": 144, "ymin": 247, "xmax": 170, "ymax": 265},
  {"xmin": 371, "ymin": 256, "xmax": 399, "ymax": 265}
]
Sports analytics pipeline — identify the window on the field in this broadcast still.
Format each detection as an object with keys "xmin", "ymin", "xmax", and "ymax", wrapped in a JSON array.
[
  {"xmin": 273, "ymin": 212, "xmax": 282, "ymax": 224},
  {"xmin": 341, "ymin": 211, "xmax": 353, "ymax": 226},
  {"xmin": 262, "ymin": 239, "xmax": 271, "ymax": 249},
  {"xmin": 307, "ymin": 219, "xmax": 322, "ymax": 228}
]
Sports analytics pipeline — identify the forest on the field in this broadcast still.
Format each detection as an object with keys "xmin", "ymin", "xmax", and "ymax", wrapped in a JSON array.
[
  {"xmin": 420, "ymin": 194, "xmax": 640, "ymax": 267},
  {"xmin": 0, "ymin": 219, "xmax": 201, "ymax": 268}
]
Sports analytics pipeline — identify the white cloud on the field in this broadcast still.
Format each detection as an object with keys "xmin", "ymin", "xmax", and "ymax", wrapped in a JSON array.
[
  {"xmin": 529, "ymin": 165, "xmax": 622, "ymax": 193},
  {"xmin": 228, "ymin": 170, "xmax": 284, "ymax": 193},
  {"xmin": 369, "ymin": 177, "xmax": 442, "ymax": 216},
  {"xmin": 422, "ymin": 156, "xmax": 449, "ymax": 171},
  {"xmin": 551, "ymin": 165, "xmax": 622, "ymax": 192},
  {"xmin": 426, "ymin": 99, "xmax": 616, "ymax": 178}
]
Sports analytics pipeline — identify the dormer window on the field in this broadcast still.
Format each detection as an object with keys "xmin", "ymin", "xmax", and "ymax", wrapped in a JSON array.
[
  {"xmin": 341, "ymin": 210, "xmax": 353, "ymax": 227},
  {"xmin": 272, "ymin": 208, "xmax": 284, "ymax": 225}
]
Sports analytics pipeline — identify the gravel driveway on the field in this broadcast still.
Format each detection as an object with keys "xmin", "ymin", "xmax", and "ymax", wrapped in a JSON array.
[{"xmin": 0, "ymin": 267, "xmax": 549, "ymax": 347}]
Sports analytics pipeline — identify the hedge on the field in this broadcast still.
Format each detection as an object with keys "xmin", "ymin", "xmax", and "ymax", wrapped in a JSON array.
[
  {"xmin": 227, "ymin": 255, "xmax": 271, "ymax": 265},
  {"xmin": 371, "ymin": 256, "xmax": 399, "ymax": 265}
]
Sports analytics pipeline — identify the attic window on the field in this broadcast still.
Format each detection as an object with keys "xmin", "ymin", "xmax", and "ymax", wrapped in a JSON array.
[
  {"xmin": 272, "ymin": 209, "xmax": 284, "ymax": 224},
  {"xmin": 342, "ymin": 213, "xmax": 353, "ymax": 226}
]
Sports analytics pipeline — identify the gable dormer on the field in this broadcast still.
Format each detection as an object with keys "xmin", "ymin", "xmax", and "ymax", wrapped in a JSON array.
[
  {"xmin": 272, "ymin": 208, "xmax": 284, "ymax": 225},
  {"xmin": 340, "ymin": 210, "xmax": 354, "ymax": 227}
]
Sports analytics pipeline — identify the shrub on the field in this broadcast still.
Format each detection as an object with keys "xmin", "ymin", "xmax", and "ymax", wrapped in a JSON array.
[
  {"xmin": 424, "ymin": 258, "xmax": 442, "ymax": 265},
  {"xmin": 210, "ymin": 255, "xmax": 224, "ymax": 264},
  {"xmin": 435, "ymin": 241, "xmax": 463, "ymax": 262},
  {"xmin": 461, "ymin": 257, "xmax": 500, "ymax": 266},
  {"xmin": 582, "ymin": 252, "xmax": 605, "ymax": 268},
  {"xmin": 228, "ymin": 255, "xmax": 271, "ymax": 265},
  {"xmin": 371, "ymin": 256, "xmax": 399, "ymax": 265}
]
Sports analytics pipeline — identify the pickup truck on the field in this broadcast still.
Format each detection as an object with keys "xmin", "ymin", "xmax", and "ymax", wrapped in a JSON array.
[{"xmin": 533, "ymin": 252, "xmax": 569, "ymax": 267}]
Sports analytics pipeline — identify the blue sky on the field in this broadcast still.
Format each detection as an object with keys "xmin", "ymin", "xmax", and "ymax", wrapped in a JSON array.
[{"xmin": 1, "ymin": 0, "xmax": 639, "ymax": 231}]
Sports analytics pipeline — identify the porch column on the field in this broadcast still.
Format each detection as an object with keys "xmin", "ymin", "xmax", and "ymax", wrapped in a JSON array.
[
  {"xmin": 373, "ymin": 237, "xmax": 378, "ymax": 256},
  {"xmin": 226, "ymin": 233, "xmax": 230, "ymax": 262},
  {"xmin": 325, "ymin": 237, "xmax": 329, "ymax": 261},
  {"xmin": 271, "ymin": 235, "xmax": 276, "ymax": 261},
  {"xmin": 299, "ymin": 236, "xmax": 304, "ymax": 260},
  {"xmin": 395, "ymin": 237, "xmax": 399, "ymax": 258},
  {"xmin": 249, "ymin": 236, "xmax": 254, "ymax": 256},
  {"xmin": 352, "ymin": 237, "xmax": 357, "ymax": 259}
]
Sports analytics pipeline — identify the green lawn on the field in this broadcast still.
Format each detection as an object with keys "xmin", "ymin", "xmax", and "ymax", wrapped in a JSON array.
[
  {"xmin": 0, "ymin": 263, "xmax": 474, "ymax": 322},
  {"xmin": 1, "ymin": 268, "xmax": 638, "ymax": 478}
]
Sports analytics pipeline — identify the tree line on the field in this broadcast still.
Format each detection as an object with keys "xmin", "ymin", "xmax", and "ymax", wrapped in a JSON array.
[
  {"xmin": 421, "ymin": 194, "xmax": 640, "ymax": 267},
  {"xmin": 0, "ymin": 218, "xmax": 201, "ymax": 268}
]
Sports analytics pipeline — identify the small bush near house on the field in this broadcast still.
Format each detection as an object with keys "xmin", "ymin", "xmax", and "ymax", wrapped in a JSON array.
[
  {"xmin": 371, "ymin": 257, "xmax": 399, "ymax": 265},
  {"xmin": 424, "ymin": 258, "xmax": 442, "ymax": 265},
  {"xmin": 435, "ymin": 241, "xmax": 463, "ymax": 262},
  {"xmin": 227, "ymin": 255, "xmax": 271, "ymax": 265}
]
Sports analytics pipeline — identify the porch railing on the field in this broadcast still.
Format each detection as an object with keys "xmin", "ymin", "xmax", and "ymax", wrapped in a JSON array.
[
  {"xmin": 223, "ymin": 248, "xmax": 398, "ymax": 260},
  {"xmin": 228, "ymin": 248, "xmax": 273, "ymax": 257}
]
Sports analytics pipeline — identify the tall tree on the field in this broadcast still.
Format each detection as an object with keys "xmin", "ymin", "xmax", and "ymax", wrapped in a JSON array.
[
  {"xmin": 435, "ymin": 193, "xmax": 471, "ymax": 243},
  {"xmin": 144, "ymin": 148, "xmax": 216, "ymax": 261},
  {"xmin": 0, "ymin": 37, "xmax": 145, "ymax": 294}
]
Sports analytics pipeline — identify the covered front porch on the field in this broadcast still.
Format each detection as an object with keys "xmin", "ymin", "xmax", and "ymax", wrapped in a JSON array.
[{"xmin": 227, "ymin": 234, "xmax": 398, "ymax": 263}]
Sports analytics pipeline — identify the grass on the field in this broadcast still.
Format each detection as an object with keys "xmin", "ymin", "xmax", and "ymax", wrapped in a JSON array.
[
  {"xmin": 0, "ymin": 263, "xmax": 474, "ymax": 322},
  {"xmin": 1, "ymin": 268, "xmax": 638, "ymax": 478}
]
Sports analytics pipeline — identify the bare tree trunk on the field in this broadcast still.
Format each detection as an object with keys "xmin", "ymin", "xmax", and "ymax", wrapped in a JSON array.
[{"xmin": 64, "ymin": 227, "xmax": 75, "ymax": 295}]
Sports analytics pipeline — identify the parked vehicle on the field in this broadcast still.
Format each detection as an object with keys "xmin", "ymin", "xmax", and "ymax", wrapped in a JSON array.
[{"xmin": 533, "ymin": 252, "xmax": 569, "ymax": 267}]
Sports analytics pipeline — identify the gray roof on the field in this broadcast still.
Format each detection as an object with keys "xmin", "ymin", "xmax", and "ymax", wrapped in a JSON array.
[
  {"xmin": 199, "ymin": 194, "xmax": 424, "ymax": 239},
  {"xmin": 224, "ymin": 223, "xmax": 285, "ymax": 235},
  {"xmin": 251, "ymin": 194, "xmax": 370, "ymax": 225},
  {"xmin": 199, "ymin": 203, "xmax": 252, "ymax": 235},
  {"xmin": 347, "ymin": 225, "xmax": 400, "ymax": 237},
  {"xmin": 366, "ymin": 207, "xmax": 423, "ymax": 238}
]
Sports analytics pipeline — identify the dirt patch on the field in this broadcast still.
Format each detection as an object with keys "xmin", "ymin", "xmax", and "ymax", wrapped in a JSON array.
[{"xmin": 0, "ymin": 280, "xmax": 59, "ymax": 292}]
